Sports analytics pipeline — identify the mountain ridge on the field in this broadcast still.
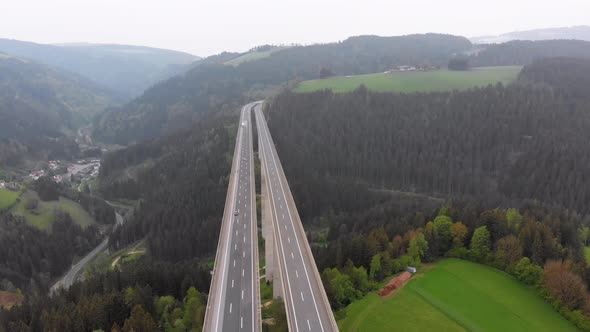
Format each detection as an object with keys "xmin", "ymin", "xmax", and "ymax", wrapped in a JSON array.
[
  {"xmin": 471, "ymin": 26, "xmax": 590, "ymax": 44},
  {"xmin": 0, "ymin": 39, "xmax": 200, "ymax": 98},
  {"xmin": 0, "ymin": 52, "xmax": 117, "ymax": 165}
]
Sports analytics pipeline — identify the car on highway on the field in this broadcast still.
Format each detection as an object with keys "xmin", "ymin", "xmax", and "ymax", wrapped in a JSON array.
[{"xmin": 234, "ymin": 210, "xmax": 239, "ymax": 216}]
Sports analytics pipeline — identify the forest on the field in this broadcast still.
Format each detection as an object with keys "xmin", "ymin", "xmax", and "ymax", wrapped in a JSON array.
[
  {"xmin": 0, "ymin": 257, "xmax": 209, "ymax": 331},
  {"xmin": 266, "ymin": 57, "xmax": 590, "ymax": 219},
  {"xmin": 0, "ymin": 212, "xmax": 101, "ymax": 293},
  {"xmin": 471, "ymin": 40, "xmax": 590, "ymax": 66},
  {"xmin": 100, "ymin": 112, "xmax": 234, "ymax": 262}
]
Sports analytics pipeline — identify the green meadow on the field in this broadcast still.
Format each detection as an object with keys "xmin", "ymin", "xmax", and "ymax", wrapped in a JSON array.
[
  {"xmin": 339, "ymin": 259, "xmax": 576, "ymax": 332},
  {"xmin": 296, "ymin": 66, "xmax": 521, "ymax": 93},
  {"xmin": 0, "ymin": 188, "xmax": 20, "ymax": 210},
  {"xmin": 225, "ymin": 47, "xmax": 288, "ymax": 66},
  {"xmin": 10, "ymin": 191, "xmax": 94, "ymax": 230}
]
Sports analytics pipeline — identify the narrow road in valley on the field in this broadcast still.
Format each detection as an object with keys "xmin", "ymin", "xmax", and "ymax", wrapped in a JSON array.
[{"xmin": 50, "ymin": 212, "xmax": 123, "ymax": 294}]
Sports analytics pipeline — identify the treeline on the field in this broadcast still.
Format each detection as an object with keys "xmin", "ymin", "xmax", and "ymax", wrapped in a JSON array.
[
  {"xmin": 0, "ymin": 257, "xmax": 209, "ymax": 331},
  {"xmin": 266, "ymin": 58, "xmax": 590, "ymax": 217},
  {"xmin": 518, "ymin": 57, "xmax": 590, "ymax": 101},
  {"xmin": 317, "ymin": 204, "xmax": 590, "ymax": 329},
  {"xmin": 101, "ymin": 113, "xmax": 233, "ymax": 261},
  {"xmin": 471, "ymin": 40, "xmax": 590, "ymax": 66},
  {"xmin": 234, "ymin": 34, "xmax": 472, "ymax": 85},
  {"xmin": 93, "ymin": 34, "xmax": 472, "ymax": 144},
  {"xmin": 0, "ymin": 212, "xmax": 101, "ymax": 292}
]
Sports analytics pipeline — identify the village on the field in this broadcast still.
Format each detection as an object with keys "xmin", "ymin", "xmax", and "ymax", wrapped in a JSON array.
[
  {"xmin": 0, "ymin": 158, "xmax": 102, "ymax": 192},
  {"xmin": 0, "ymin": 158, "xmax": 101, "ymax": 202},
  {"xmin": 383, "ymin": 64, "xmax": 440, "ymax": 73},
  {"xmin": 28, "ymin": 159, "xmax": 101, "ymax": 184}
]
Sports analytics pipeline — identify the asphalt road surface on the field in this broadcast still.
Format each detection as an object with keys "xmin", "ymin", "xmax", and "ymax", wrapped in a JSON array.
[
  {"xmin": 255, "ymin": 104, "xmax": 338, "ymax": 332},
  {"xmin": 203, "ymin": 103, "xmax": 260, "ymax": 331},
  {"xmin": 50, "ymin": 212, "xmax": 124, "ymax": 294}
]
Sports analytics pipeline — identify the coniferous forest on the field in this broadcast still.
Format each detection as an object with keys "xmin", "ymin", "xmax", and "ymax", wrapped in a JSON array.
[{"xmin": 267, "ymin": 57, "xmax": 590, "ymax": 219}]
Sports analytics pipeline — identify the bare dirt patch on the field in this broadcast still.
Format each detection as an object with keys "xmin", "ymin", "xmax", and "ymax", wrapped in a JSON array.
[
  {"xmin": 0, "ymin": 291, "xmax": 22, "ymax": 310},
  {"xmin": 378, "ymin": 271, "xmax": 412, "ymax": 297}
]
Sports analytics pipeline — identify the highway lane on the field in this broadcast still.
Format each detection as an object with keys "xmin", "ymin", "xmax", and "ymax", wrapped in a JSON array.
[
  {"xmin": 255, "ymin": 104, "xmax": 338, "ymax": 332},
  {"xmin": 203, "ymin": 103, "xmax": 260, "ymax": 331}
]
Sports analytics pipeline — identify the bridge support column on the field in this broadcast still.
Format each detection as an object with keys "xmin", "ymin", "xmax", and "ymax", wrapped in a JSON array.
[{"xmin": 260, "ymin": 140, "xmax": 282, "ymax": 299}]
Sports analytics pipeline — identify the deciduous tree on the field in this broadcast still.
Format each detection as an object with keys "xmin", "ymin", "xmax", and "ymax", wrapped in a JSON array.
[
  {"xmin": 544, "ymin": 260, "xmax": 589, "ymax": 310},
  {"xmin": 470, "ymin": 226, "xmax": 491, "ymax": 262},
  {"xmin": 495, "ymin": 235, "xmax": 523, "ymax": 269}
]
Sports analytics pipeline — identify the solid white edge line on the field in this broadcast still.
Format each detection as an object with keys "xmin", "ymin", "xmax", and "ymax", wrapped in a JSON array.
[
  {"xmin": 257, "ymin": 109, "xmax": 300, "ymax": 332},
  {"xmin": 211, "ymin": 105, "xmax": 246, "ymax": 332},
  {"xmin": 259, "ymin": 108, "xmax": 326, "ymax": 332}
]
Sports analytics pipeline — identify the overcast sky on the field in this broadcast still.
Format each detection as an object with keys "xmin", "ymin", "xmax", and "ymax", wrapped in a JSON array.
[{"xmin": 1, "ymin": 0, "xmax": 588, "ymax": 56}]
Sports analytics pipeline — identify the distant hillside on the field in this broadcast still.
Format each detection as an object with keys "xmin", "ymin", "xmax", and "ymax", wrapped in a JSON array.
[
  {"xmin": 93, "ymin": 33, "xmax": 472, "ymax": 144},
  {"xmin": 264, "ymin": 57, "xmax": 590, "ymax": 218},
  {"xmin": 471, "ymin": 26, "xmax": 590, "ymax": 44},
  {"xmin": 471, "ymin": 40, "xmax": 590, "ymax": 67},
  {"xmin": 0, "ymin": 39, "xmax": 199, "ymax": 98},
  {"xmin": 519, "ymin": 57, "xmax": 590, "ymax": 100},
  {"xmin": 0, "ymin": 53, "xmax": 116, "ymax": 165}
]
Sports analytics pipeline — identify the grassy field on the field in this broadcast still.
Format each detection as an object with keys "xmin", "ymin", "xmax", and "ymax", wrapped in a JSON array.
[
  {"xmin": 10, "ymin": 191, "xmax": 94, "ymax": 230},
  {"xmin": 225, "ymin": 47, "xmax": 287, "ymax": 66},
  {"xmin": 0, "ymin": 188, "xmax": 20, "ymax": 210},
  {"xmin": 295, "ymin": 66, "xmax": 521, "ymax": 94},
  {"xmin": 339, "ymin": 259, "xmax": 576, "ymax": 332}
]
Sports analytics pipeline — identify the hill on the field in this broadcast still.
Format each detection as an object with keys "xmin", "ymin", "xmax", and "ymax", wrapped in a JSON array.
[
  {"xmin": 0, "ymin": 39, "xmax": 199, "ymax": 98},
  {"xmin": 93, "ymin": 33, "xmax": 473, "ymax": 144},
  {"xmin": 224, "ymin": 46, "xmax": 288, "ymax": 66},
  {"xmin": 472, "ymin": 26, "xmax": 590, "ymax": 44},
  {"xmin": 471, "ymin": 39, "xmax": 590, "ymax": 66},
  {"xmin": 0, "ymin": 53, "xmax": 116, "ymax": 165},
  {"xmin": 295, "ymin": 66, "xmax": 521, "ymax": 93},
  {"xmin": 266, "ymin": 57, "xmax": 590, "ymax": 220},
  {"xmin": 99, "ymin": 113, "xmax": 233, "ymax": 262},
  {"xmin": 339, "ymin": 259, "xmax": 577, "ymax": 331}
]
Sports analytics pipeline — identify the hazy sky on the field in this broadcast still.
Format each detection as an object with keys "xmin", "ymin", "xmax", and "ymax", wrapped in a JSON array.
[{"xmin": 1, "ymin": 0, "xmax": 588, "ymax": 56}]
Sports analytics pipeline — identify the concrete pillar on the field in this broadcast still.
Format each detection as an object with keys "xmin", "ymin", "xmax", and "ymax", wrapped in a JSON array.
[
  {"xmin": 260, "ymin": 147, "xmax": 283, "ymax": 299},
  {"xmin": 261, "ymin": 160, "xmax": 273, "ymax": 282}
]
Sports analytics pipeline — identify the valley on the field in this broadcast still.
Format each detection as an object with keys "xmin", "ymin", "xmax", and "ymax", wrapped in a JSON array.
[{"xmin": 2, "ymin": 11, "xmax": 590, "ymax": 332}]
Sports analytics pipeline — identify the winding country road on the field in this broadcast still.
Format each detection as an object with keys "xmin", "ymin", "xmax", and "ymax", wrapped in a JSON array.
[{"xmin": 50, "ymin": 212, "xmax": 123, "ymax": 294}]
